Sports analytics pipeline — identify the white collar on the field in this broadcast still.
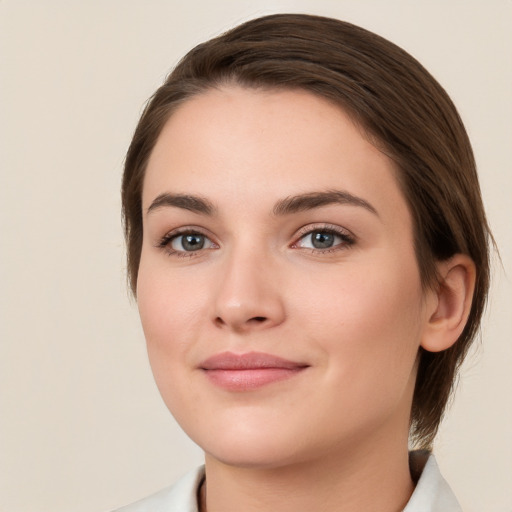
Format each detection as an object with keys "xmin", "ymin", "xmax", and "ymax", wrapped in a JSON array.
[
  {"xmin": 113, "ymin": 452, "xmax": 462, "ymax": 512},
  {"xmin": 404, "ymin": 451, "xmax": 462, "ymax": 511}
]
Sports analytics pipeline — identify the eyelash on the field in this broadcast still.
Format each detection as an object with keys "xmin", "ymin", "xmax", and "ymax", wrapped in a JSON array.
[
  {"xmin": 156, "ymin": 228, "xmax": 216, "ymax": 258},
  {"xmin": 156, "ymin": 224, "xmax": 355, "ymax": 258},
  {"xmin": 292, "ymin": 224, "xmax": 355, "ymax": 254}
]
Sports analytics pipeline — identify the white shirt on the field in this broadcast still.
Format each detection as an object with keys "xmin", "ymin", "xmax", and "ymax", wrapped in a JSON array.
[{"xmin": 113, "ymin": 452, "xmax": 462, "ymax": 512}]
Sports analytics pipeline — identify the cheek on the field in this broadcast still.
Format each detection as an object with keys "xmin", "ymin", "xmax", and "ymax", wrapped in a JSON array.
[
  {"xmin": 296, "ymin": 254, "xmax": 425, "ymax": 387},
  {"xmin": 137, "ymin": 253, "xmax": 206, "ymax": 341},
  {"xmin": 136, "ymin": 257, "xmax": 204, "ymax": 391}
]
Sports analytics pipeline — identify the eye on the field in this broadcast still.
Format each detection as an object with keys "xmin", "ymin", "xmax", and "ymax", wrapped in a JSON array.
[
  {"xmin": 171, "ymin": 233, "xmax": 212, "ymax": 252},
  {"xmin": 158, "ymin": 230, "xmax": 217, "ymax": 255},
  {"xmin": 299, "ymin": 231, "xmax": 339, "ymax": 249},
  {"xmin": 294, "ymin": 226, "xmax": 354, "ymax": 251}
]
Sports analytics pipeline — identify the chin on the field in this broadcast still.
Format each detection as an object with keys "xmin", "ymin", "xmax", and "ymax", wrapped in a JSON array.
[
  {"xmin": 204, "ymin": 444, "xmax": 305, "ymax": 470},
  {"xmin": 193, "ymin": 422, "xmax": 307, "ymax": 470}
]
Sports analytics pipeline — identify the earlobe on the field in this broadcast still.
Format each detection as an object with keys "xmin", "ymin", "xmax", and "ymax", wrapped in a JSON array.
[{"xmin": 421, "ymin": 254, "xmax": 476, "ymax": 353}]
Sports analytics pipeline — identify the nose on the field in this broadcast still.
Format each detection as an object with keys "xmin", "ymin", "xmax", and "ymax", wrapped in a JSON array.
[{"xmin": 212, "ymin": 243, "xmax": 286, "ymax": 333}]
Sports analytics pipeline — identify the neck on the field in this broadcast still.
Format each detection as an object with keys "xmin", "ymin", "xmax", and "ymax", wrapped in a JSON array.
[{"xmin": 200, "ymin": 429, "xmax": 414, "ymax": 512}]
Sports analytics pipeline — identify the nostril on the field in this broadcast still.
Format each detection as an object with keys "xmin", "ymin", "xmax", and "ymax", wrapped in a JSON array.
[
  {"xmin": 250, "ymin": 316, "xmax": 267, "ymax": 323},
  {"xmin": 214, "ymin": 317, "xmax": 226, "ymax": 327},
  {"xmin": 213, "ymin": 315, "xmax": 271, "ymax": 330}
]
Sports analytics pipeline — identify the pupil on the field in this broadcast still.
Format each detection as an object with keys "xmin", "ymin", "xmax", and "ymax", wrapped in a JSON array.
[
  {"xmin": 312, "ymin": 232, "xmax": 334, "ymax": 249},
  {"xmin": 182, "ymin": 234, "xmax": 205, "ymax": 251}
]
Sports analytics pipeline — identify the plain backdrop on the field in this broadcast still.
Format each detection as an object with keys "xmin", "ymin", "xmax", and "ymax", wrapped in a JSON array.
[{"xmin": 1, "ymin": 1, "xmax": 511, "ymax": 511}]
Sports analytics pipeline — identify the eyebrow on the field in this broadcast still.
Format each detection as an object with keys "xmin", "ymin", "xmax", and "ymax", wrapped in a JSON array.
[
  {"xmin": 146, "ymin": 189, "xmax": 378, "ymax": 218},
  {"xmin": 146, "ymin": 193, "xmax": 216, "ymax": 216},
  {"xmin": 273, "ymin": 190, "xmax": 378, "ymax": 217}
]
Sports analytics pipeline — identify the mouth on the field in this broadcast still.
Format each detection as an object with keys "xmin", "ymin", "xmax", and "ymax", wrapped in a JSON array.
[{"xmin": 199, "ymin": 351, "xmax": 310, "ymax": 391}]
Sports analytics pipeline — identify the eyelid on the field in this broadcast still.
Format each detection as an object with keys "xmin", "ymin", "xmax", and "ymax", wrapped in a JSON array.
[
  {"xmin": 291, "ymin": 223, "xmax": 356, "ymax": 250},
  {"xmin": 155, "ymin": 226, "xmax": 219, "ymax": 256},
  {"xmin": 294, "ymin": 222, "xmax": 353, "ymax": 237},
  {"xmin": 154, "ymin": 223, "xmax": 355, "ymax": 256}
]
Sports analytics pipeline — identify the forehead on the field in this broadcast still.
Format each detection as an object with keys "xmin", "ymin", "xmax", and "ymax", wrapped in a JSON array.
[{"xmin": 143, "ymin": 86, "xmax": 409, "ymax": 225}]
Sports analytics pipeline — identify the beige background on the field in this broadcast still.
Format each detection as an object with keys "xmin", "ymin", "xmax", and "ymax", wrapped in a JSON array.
[{"xmin": 1, "ymin": 1, "xmax": 511, "ymax": 511}]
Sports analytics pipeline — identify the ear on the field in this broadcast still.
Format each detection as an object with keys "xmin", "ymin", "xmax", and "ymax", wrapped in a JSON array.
[{"xmin": 421, "ymin": 254, "xmax": 476, "ymax": 353}]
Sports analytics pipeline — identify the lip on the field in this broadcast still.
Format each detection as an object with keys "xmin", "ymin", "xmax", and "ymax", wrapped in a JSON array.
[{"xmin": 199, "ymin": 351, "xmax": 309, "ymax": 391}]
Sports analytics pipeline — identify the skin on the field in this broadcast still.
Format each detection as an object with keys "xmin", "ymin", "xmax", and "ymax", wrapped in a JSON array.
[{"xmin": 136, "ymin": 86, "xmax": 475, "ymax": 512}]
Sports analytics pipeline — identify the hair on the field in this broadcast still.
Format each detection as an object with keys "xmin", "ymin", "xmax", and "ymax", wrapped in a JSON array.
[{"xmin": 122, "ymin": 13, "xmax": 491, "ymax": 449}]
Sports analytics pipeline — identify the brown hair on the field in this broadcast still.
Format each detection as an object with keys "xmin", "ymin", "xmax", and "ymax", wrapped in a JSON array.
[{"xmin": 122, "ymin": 13, "xmax": 491, "ymax": 448}]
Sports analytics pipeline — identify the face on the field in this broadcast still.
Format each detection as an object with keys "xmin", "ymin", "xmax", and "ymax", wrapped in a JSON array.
[{"xmin": 137, "ymin": 86, "xmax": 433, "ymax": 469}]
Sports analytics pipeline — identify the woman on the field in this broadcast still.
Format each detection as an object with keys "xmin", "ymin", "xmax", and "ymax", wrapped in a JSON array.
[{"xmin": 116, "ymin": 14, "xmax": 491, "ymax": 512}]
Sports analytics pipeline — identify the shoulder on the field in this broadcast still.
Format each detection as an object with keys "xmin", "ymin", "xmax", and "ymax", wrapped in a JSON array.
[
  {"xmin": 404, "ymin": 451, "xmax": 463, "ymax": 512},
  {"xmin": 111, "ymin": 466, "xmax": 205, "ymax": 512}
]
